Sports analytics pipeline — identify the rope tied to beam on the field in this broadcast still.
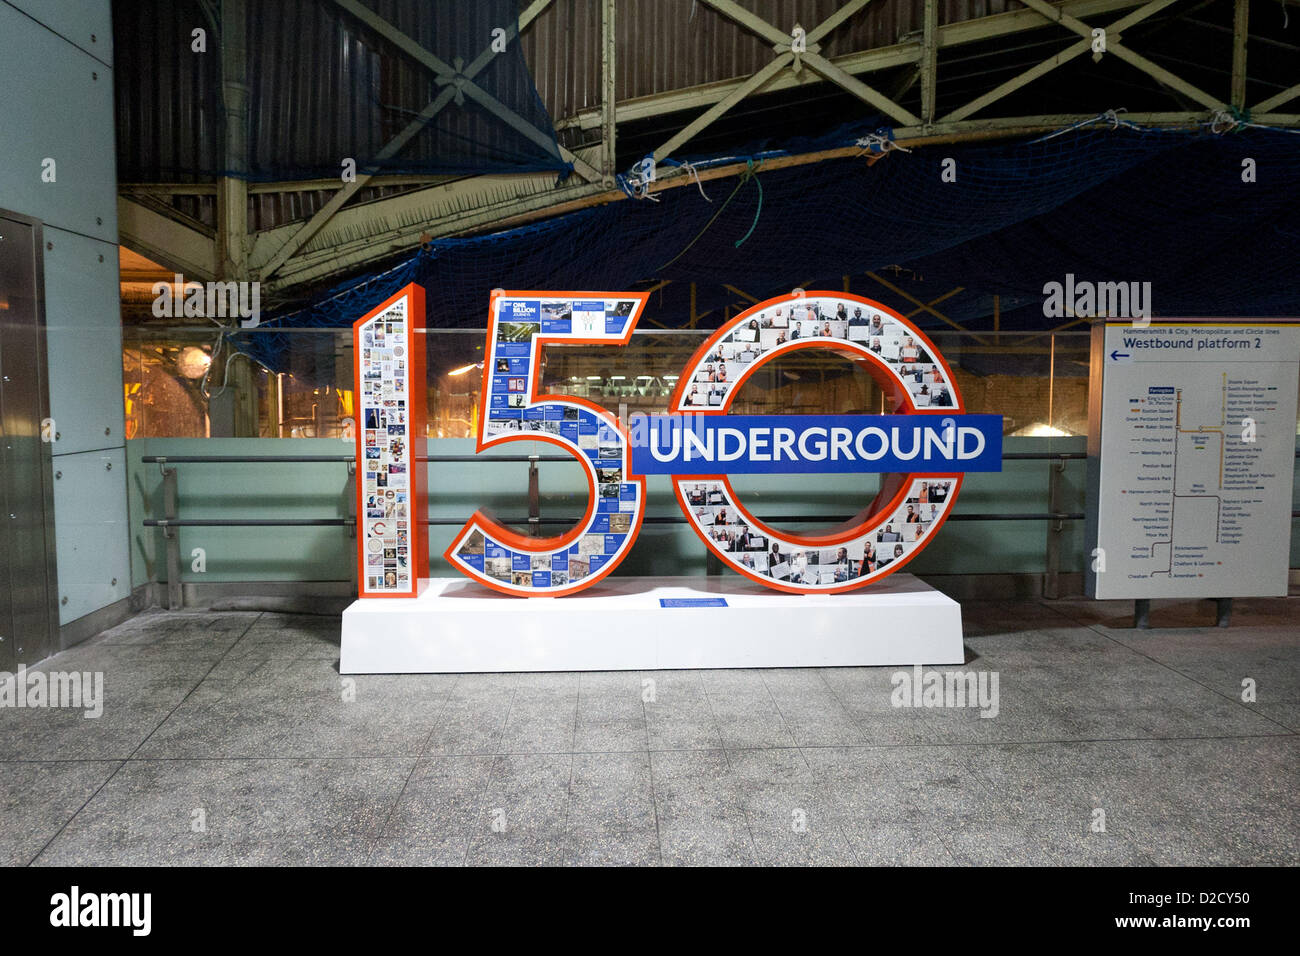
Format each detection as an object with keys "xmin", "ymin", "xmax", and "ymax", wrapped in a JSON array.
[
  {"xmin": 661, "ymin": 158, "xmax": 712, "ymax": 202},
  {"xmin": 733, "ymin": 160, "xmax": 763, "ymax": 249},
  {"xmin": 617, "ymin": 155, "xmax": 661, "ymax": 202},
  {"xmin": 656, "ymin": 160, "xmax": 764, "ymax": 271},
  {"xmin": 855, "ymin": 129, "xmax": 910, "ymax": 155},
  {"xmin": 1210, "ymin": 106, "xmax": 1252, "ymax": 134},
  {"xmin": 1206, "ymin": 106, "xmax": 1300, "ymax": 138},
  {"xmin": 1032, "ymin": 108, "xmax": 1140, "ymax": 142}
]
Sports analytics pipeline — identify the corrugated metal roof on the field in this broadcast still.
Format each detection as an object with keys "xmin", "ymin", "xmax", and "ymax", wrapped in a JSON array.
[
  {"xmin": 115, "ymin": 0, "xmax": 1299, "ymax": 236},
  {"xmin": 113, "ymin": 0, "xmax": 223, "ymax": 183},
  {"xmin": 114, "ymin": 0, "xmax": 1036, "ymax": 186},
  {"xmin": 113, "ymin": 0, "xmax": 566, "ymax": 183},
  {"xmin": 521, "ymin": 0, "xmax": 1020, "ymax": 122}
]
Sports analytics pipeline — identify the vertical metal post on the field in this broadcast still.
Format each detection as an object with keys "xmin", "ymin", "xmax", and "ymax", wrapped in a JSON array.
[
  {"xmin": 218, "ymin": 0, "xmax": 249, "ymax": 282},
  {"xmin": 275, "ymin": 372, "xmax": 285, "ymax": 437},
  {"xmin": 218, "ymin": 0, "xmax": 249, "ymax": 269},
  {"xmin": 1215, "ymin": 597, "xmax": 1233, "ymax": 628},
  {"xmin": 527, "ymin": 455, "xmax": 540, "ymax": 536},
  {"xmin": 0, "ymin": 212, "xmax": 59, "ymax": 666},
  {"xmin": 1048, "ymin": 333, "xmax": 1056, "ymax": 430},
  {"xmin": 345, "ymin": 460, "xmax": 357, "ymax": 592},
  {"xmin": 600, "ymin": 0, "xmax": 617, "ymax": 186},
  {"xmin": 1134, "ymin": 598, "xmax": 1150, "ymax": 629},
  {"xmin": 213, "ymin": 0, "xmax": 249, "ymax": 441},
  {"xmin": 1230, "ymin": 0, "xmax": 1249, "ymax": 110},
  {"xmin": 1044, "ymin": 456, "xmax": 1065, "ymax": 599},
  {"xmin": 706, "ymin": 548, "xmax": 723, "ymax": 577},
  {"xmin": 921, "ymin": 0, "xmax": 938, "ymax": 128},
  {"xmin": 161, "ymin": 463, "xmax": 183, "ymax": 610}
]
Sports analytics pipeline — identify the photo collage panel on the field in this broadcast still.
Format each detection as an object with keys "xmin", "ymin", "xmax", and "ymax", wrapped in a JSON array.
[
  {"xmin": 462, "ymin": 295, "xmax": 643, "ymax": 591},
  {"xmin": 680, "ymin": 477, "xmax": 956, "ymax": 588},
  {"xmin": 681, "ymin": 297, "xmax": 956, "ymax": 411},
  {"xmin": 359, "ymin": 301, "xmax": 413, "ymax": 593}
]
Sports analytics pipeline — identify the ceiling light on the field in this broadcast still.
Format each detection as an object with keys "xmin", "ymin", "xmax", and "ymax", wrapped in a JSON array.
[{"xmin": 176, "ymin": 346, "xmax": 211, "ymax": 379}]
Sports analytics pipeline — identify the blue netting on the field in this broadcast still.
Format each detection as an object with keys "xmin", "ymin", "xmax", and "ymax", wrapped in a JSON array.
[{"xmin": 236, "ymin": 116, "xmax": 1300, "ymax": 381}]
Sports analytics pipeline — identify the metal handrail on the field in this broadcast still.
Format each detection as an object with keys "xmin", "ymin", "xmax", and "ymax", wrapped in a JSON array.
[
  {"xmin": 143, "ymin": 511, "xmax": 1091, "ymax": 528},
  {"xmin": 141, "ymin": 454, "xmax": 574, "ymax": 464},
  {"xmin": 145, "ymin": 518, "xmax": 352, "ymax": 526},
  {"xmin": 142, "ymin": 451, "xmax": 1092, "ymax": 465},
  {"xmin": 138, "ymin": 448, "xmax": 1300, "ymax": 608}
]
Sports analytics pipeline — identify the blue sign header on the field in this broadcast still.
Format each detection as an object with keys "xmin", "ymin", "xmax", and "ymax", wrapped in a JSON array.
[{"xmin": 629, "ymin": 414, "xmax": 1002, "ymax": 475}]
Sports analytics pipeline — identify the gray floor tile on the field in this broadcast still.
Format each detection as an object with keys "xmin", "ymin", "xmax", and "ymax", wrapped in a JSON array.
[
  {"xmin": 226, "ymin": 613, "xmax": 342, "ymax": 660},
  {"xmin": 574, "ymin": 672, "xmax": 648, "ymax": 752},
  {"xmin": 574, "ymin": 717, "xmax": 649, "ymax": 753},
  {"xmin": 497, "ymin": 675, "xmax": 580, "ymax": 754},
  {"xmin": 741, "ymin": 782, "xmax": 858, "ymax": 866},
  {"xmin": 650, "ymin": 750, "xmax": 757, "ymax": 865},
  {"xmin": 645, "ymin": 710, "xmax": 724, "ymax": 751},
  {"xmin": 1242, "ymin": 697, "xmax": 1300, "ymax": 733},
  {"xmin": 87, "ymin": 610, "xmax": 261, "ymax": 653},
  {"xmin": 33, "ymin": 757, "xmax": 414, "ymax": 866},
  {"xmin": 497, "ymin": 710, "xmax": 577, "ymax": 754},
  {"xmin": 714, "ymin": 715, "xmax": 799, "ymax": 750},
  {"xmin": 422, "ymin": 674, "xmax": 517, "ymax": 756},
  {"xmin": 644, "ymin": 674, "xmax": 724, "ymax": 750},
  {"xmin": 577, "ymin": 671, "xmax": 650, "ymax": 707},
  {"xmin": 854, "ymin": 712, "xmax": 944, "ymax": 745},
  {"xmin": 135, "ymin": 660, "xmax": 456, "ymax": 759},
  {"xmin": 946, "ymin": 820, "xmax": 1152, "ymax": 865},
  {"xmin": 725, "ymin": 746, "xmax": 813, "ymax": 781},
  {"xmin": 762, "ymin": 668, "xmax": 853, "ymax": 710},
  {"xmin": 762, "ymin": 671, "xmax": 866, "ymax": 746},
  {"xmin": 0, "ymin": 650, "xmax": 220, "ymax": 760},
  {"xmin": 816, "ymin": 667, "xmax": 903, "ymax": 716},
  {"xmin": 837, "ymin": 819, "xmax": 959, "ymax": 865},
  {"xmin": 464, "ymin": 754, "xmax": 572, "ymax": 865},
  {"xmin": 649, "ymin": 748, "xmax": 730, "ymax": 779},
  {"xmin": 10, "ymin": 594, "xmax": 1296, "ymax": 866},
  {"xmin": 1123, "ymin": 813, "xmax": 1292, "ymax": 866},
  {"xmin": 0, "ymin": 760, "xmax": 121, "ymax": 865},
  {"xmin": 368, "ymin": 755, "xmax": 495, "ymax": 865},
  {"xmin": 562, "ymin": 828, "xmax": 661, "ymax": 866},
  {"xmin": 568, "ymin": 752, "xmax": 656, "ymax": 834}
]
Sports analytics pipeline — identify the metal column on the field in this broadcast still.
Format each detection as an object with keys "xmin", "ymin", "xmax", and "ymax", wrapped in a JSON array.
[
  {"xmin": 161, "ymin": 461, "xmax": 183, "ymax": 610},
  {"xmin": 1044, "ymin": 456, "xmax": 1066, "ymax": 599},
  {"xmin": 600, "ymin": 0, "xmax": 617, "ymax": 185},
  {"xmin": 0, "ymin": 210, "xmax": 60, "ymax": 667}
]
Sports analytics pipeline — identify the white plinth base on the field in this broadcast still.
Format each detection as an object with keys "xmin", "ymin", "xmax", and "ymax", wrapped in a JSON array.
[{"xmin": 340, "ymin": 574, "xmax": 964, "ymax": 674}]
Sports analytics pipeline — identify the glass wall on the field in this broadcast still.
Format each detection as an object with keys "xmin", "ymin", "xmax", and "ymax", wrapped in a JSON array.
[
  {"xmin": 123, "ymin": 329, "xmax": 356, "ymax": 439},
  {"xmin": 121, "ymin": 328, "xmax": 1094, "ymax": 442}
]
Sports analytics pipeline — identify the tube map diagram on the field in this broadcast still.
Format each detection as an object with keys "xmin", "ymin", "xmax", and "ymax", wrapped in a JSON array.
[{"xmin": 1089, "ymin": 322, "xmax": 1300, "ymax": 599}]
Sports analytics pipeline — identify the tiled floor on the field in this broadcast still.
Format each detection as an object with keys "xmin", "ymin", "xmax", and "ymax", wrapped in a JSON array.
[{"xmin": 2, "ymin": 595, "xmax": 1296, "ymax": 866}]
